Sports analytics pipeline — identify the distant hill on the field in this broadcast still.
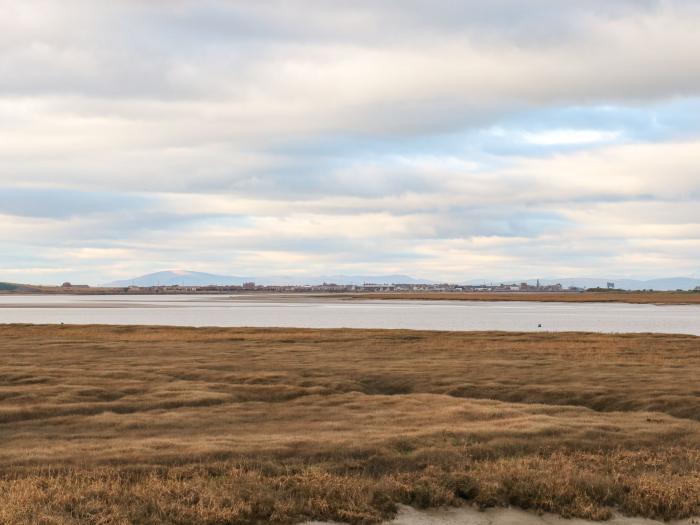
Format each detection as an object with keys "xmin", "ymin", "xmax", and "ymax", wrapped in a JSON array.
[
  {"xmin": 106, "ymin": 270, "xmax": 432, "ymax": 287},
  {"xmin": 0, "ymin": 282, "xmax": 41, "ymax": 293},
  {"xmin": 107, "ymin": 271, "xmax": 249, "ymax": 287}
]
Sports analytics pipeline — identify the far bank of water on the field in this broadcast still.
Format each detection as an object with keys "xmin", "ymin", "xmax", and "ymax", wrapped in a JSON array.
[{"xmin": 0, "ymin": 295, "xmax": 699, "ymax": 335}]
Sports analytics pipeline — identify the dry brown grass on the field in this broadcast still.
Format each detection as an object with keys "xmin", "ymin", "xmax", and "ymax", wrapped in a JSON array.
[
  {"xmin": 0, "ymin": 325, "xmax": 699, "ymax": 524},
  {"xmin": 342, "ymin": 291, "xmax": 700, "ymax": 304}
]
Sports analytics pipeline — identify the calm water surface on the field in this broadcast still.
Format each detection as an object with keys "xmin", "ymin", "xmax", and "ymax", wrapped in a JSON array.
[{"xmin": 1, "ymin": 295, "xmax": 699, "ymax": 334}]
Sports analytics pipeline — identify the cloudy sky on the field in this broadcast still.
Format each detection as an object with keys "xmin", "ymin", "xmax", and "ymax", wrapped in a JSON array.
[{"xmin": 2, "ymin": 0, "xmax": 700, "ymax": 284}]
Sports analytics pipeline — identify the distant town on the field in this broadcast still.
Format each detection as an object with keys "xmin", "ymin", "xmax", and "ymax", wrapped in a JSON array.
[
  {"xmin": 4, "ymin": 275, "xmax": 700, "ymax": 296},
  {"xmin": 106, "ymin": 280, "xmax": 572, "ymax": 294},
  {"xmin": 36, "ymin": 279, "xmax": 700, "ymax": 295}
]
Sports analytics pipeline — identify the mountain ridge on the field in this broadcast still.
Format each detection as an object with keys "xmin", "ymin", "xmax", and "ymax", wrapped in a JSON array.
[
  {"xmin": 105, "ymin": 271, "xmax": 700, "ymax": 290},
  {"xmin": 106, "ymin": 270, "xmax": 433, "ymax": 287}
]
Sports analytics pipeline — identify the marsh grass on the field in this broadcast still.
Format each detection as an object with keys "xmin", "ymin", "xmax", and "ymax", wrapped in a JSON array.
[{"xmin": 0, "ymin": 325, "xmax": 699, "ymax": 523}]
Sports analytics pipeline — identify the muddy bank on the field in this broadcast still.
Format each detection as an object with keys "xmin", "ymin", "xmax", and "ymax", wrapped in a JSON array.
[{"xmin": 305, "ymin": 505, "xmax": 700, "ymax": 525}]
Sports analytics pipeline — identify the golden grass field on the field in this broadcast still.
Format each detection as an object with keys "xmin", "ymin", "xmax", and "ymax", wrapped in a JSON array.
[
  {"xmin": 0, "ymin": 324, "xmax": 699, "ymax": 524},
  {"xmin": 343, "ymin": 291, "xmax": 700, "ymax": 304}
]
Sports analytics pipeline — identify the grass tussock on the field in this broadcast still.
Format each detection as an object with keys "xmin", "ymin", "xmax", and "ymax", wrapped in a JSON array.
[{"xmin": 0, "ymin": 325, "xmax": 698, "ymax": 523}]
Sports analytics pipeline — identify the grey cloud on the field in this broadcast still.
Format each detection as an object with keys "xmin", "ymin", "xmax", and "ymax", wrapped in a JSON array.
[
  {"xmin": 2, "ymin": 0, "xmax": 700, "ymax": 196},
  {"xmin": 0, "ymin": 187, "xmax": 152, "ymax": 219},
  {"xmin": 2, "ymin": 1, "xmax": 700, "ymax": 282}
]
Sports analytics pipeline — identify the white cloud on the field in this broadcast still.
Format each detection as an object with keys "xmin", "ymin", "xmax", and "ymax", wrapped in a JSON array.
[
  {"xmin": 521, "ymin": 129, "xmax": 621, "ymax": 145},
  {"xmin": 1, "ymin": 0, "xmax": 700, "ymax": 282}
]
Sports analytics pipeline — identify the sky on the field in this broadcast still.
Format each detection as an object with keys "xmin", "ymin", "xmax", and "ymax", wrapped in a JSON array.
[{"xmin": 1, "ymin": 0, "xmax": 700, "ymax": 285}]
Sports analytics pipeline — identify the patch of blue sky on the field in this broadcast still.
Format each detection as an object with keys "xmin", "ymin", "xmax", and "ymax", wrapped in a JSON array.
[
  {"xmin": 505, "ymin": 98, "xmax": 699, "ymax": 137},
  {"xmin": 267, "ymin": 97, "xmax": 700, "ymax": 169},
  {"xmin": 475, "ymin": 98, "xmax": 700, "ymax": 156},
  {"xmin": 0, "ymin": 187, "xmax": 154, "ymax": 219},
  {"xmin": 439, "ymin": 208, "xmax": 572, "ymax": 239},
  {"xmin": 181, "ymin": 214, "xmax": 254, "ymax": 229}
]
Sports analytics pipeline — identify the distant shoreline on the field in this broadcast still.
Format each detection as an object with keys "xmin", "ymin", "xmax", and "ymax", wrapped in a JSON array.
[
  {"xmin": 336, "ymin": 291, "xmax": 700, "ymax": 305},
  {"xmin": 3, "ymin": 289, "xmax": 699, "ymax": 305}
]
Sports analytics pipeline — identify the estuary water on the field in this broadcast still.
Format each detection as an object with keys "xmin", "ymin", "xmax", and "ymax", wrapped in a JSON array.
[{"xmin": 0, "ymin": 294, "xmax": 699, "ymax": 334}]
